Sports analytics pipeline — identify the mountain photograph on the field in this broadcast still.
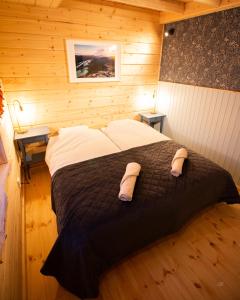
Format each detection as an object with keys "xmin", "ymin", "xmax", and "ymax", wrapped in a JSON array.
[{"xmin": 74, "ymin": 43, "xmax": 117, "ymax": 78}]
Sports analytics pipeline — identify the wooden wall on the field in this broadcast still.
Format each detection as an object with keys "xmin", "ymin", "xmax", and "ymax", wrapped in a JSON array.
[
  {"xmin": 0, "ymin": 0, "xmax": 162, "ymax": 129},
  {"xmin": 157, "ymin": 81, "xmax": 240, "ymax": 186},
  {"xmin": 0, "ymin": 105, "xmax": 23, "ymax": 300}
]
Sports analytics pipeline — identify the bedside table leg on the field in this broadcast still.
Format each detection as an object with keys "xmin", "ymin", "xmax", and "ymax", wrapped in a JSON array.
[
  {"xmin": 22, "ymin": 165, "xmax": 29, "ymax": 184},
  {"xmin": 27, "ymin": 165, "xmax": 31, "ymax": 180},
  {"xmin": 160, "ymin": 117, "xmax": 164, "ymax": 133}
]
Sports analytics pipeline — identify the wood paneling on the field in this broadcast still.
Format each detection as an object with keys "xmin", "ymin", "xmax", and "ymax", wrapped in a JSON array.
[
  {"xmin": 25, "ymin": 165, "xmax": 240, "ymax": 300},
  {"xmin": 157, "ymin": 81, "xmax": 240, "ymax": 185},
  {"xmin": 1, "ymin": 0, "xmax": 239, "ymax": 21},
  {"xmin": 160, "ymin": 0, "xmax": 240, "ymax": 24},
  {"xmin": 0, "ymin": 105, "xmax": 23, "ymax": 300},
  {"xmin": 0, "ymin": 0, "xmax": 61, "ymax": 8},
  {"xmin": 0, "ymin": 18, "xmax": 160, "ymax": 43},
  {"xmin": 0, "ymin": 2, "xmax": 160, "ymax": 30},
  {"xmin": 101, "ymin": 0, "xmax": 185, "ymax": 13},
  {"xmin": 0, "ymin": 1, "xmax": 162, "ymax": 129}
]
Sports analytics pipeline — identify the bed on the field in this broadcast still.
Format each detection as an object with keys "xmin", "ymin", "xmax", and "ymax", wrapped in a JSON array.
[{"xmin": 41, "ymin": 119, "xmax": 240, "ymax": 299}]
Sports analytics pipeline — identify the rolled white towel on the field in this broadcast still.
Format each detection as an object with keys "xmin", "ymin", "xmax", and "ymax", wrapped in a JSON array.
[
  {"xmin": 171, "ymin": 148, "xmax": 188, "ymax": 177},
  {"xmin": 118, "ymin": 162, "xmax": 141, "ymax": 201}
]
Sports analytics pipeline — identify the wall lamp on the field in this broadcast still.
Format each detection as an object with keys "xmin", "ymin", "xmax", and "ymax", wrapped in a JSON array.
[
  {"xmin": 13, "ymin": 100, "xmax": 28, "ymax": 134},
  {"xmin": 164, "ymin": 28, "xmax": 175, "ymax": 37}
]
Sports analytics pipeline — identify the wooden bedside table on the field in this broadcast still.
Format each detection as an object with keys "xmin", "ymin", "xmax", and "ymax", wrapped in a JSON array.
[
  {"xmin": 139, "ymin": 112, "xmax": 166, "ymax": 133},
  {"xmin": 14, "ymin": 126, "xmax": 49, "ymax": 181}
]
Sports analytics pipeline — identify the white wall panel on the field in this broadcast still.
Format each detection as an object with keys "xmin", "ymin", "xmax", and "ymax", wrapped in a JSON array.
[{"xmin": 157, "ymin": 81, "xmax": 240, "ymax": 185}]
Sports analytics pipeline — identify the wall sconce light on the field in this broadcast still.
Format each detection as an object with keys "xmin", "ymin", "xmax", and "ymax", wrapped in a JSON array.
[
  {"xmin": 164, "ymin": 28, "xmax": 175, "ymax": 37},
  {"xmin": 150, "ymin": 89, "xmax": 157, "ymax": 114},
  {"xmin": 13, "ymin": 100, "xmax": 28, "ymax": 134}
]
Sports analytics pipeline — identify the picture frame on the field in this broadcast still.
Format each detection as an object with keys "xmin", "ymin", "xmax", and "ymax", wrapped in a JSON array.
[{"xmin": 66, "ymin": 39, "xmax": 121, "ymax": 83}]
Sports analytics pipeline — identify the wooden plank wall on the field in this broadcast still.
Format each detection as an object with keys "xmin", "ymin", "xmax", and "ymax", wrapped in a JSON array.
[
  {"xmin": 0, "ymin": 105, "xmax": 23, "ymax": 300},
  {"xmin": 157, "ymin": 81, "xmax": 240, "ymax": 186},
  {"xmin": 0, "ymin": 0, "xmax": 162, "ymax": 129}
]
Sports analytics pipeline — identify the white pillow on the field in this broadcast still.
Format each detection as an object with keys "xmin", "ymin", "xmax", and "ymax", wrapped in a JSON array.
[
  {"xmin": 103, "ymin": 119, "xmax": 170, "ymax": 150},
  {"xmin": 59, "ymin": 124, "xmax": 88, "ymax": 135},
  {"xmin": 106, "ymin": 119, "xmax": 149, "ymax": 129}
]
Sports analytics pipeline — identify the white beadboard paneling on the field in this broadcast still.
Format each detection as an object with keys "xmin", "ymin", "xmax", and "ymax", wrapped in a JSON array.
[{"xmin": 157, "ymin": 81, "xmax": 240, "ymax": 186}]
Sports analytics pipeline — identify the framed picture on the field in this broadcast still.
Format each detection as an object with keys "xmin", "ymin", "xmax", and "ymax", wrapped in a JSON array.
[{"xmin": 66, "ymin": 39, "xmax": 121, "ymax": 83}]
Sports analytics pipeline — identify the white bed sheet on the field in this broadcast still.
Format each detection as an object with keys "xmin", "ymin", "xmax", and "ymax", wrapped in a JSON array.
[
  {"xmin": 46, "ymin": 128, "xmax": 120, "ymax": 176},
  {"xmin": 46, "ymin": 120, "xmax": 170, "ymax": 176},
  {"xmin": 101, "ymin": 119, "xmax": 170, "ymax": 150}
]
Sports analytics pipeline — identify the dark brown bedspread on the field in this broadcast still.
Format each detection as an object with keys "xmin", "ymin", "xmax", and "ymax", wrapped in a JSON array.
[{"xmin": 41, "ymin": 140, "xmax": 239, "ymax": 298}]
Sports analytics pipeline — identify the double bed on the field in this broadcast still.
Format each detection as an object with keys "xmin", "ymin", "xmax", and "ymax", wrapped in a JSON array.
[{"xmin": 41, "ymin": 119, "xmax": 239, "ymax": 299}]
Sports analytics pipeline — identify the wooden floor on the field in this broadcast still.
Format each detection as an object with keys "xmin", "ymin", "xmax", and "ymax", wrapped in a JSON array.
[{"xmin": 25, "ymin": 165, "xmax": 240, "ymax": 300}]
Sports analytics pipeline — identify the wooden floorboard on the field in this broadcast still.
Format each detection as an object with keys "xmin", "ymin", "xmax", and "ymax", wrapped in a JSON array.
[{"xmin": 25, "ymin": 165, "xmax": 240, "ymax": 300}]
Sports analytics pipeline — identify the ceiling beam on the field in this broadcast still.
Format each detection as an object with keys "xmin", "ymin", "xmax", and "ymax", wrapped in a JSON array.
[
  {"xmin": 193, "ymin": 0, "xmax": 220, "ymax": 7},
  {"xmin": 159, "ymin": 0, "xmax": 240, "ymax": 23},
  {"xmin": 35, "ymin": 0, "xmax": 63, "ymax": 7},
  {"xmin": 106, "ymin": 0, "xmax": 185, "ymax": 14},
  {"xmin": 35, "ymin": 0, "xmax": 52, "ymax": 7},
  {"xmin": 50, "ymin": 0, "xmax": 63, "ymax": 8}
]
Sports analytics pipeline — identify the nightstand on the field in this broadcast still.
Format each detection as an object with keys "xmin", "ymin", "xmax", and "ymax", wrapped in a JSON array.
[
  {"xmin": 139, "ymin": 112, "xmax": 166, "ymax": 133},
  {"xmin": 14, "ymin": 126, "xmax": 49, "ymax": 181}
]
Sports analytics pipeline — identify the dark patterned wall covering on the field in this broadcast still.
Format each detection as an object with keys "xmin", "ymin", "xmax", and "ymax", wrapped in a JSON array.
[{"xmin": 160, "ymin": 8, "xmax": 240, "ymax": 92}]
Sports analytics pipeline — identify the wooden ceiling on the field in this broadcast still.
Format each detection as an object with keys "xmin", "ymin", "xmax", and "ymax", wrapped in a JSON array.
[{"xmin": 0, "ymin": 0, "xmax": 239, "ymax": 23}]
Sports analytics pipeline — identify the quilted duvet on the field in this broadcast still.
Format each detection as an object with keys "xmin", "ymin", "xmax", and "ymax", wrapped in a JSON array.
[{"xmin": 41, "ymin": 140, "xmax": 239, "ymax": 298}]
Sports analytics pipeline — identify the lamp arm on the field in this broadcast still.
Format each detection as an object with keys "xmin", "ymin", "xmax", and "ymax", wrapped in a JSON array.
[
  {"xmin": 13, "ymin": 99, "xmax": 24, "ymax": 111},
  {"xmin": 12, "ymin": 100, "xmax": 27, "ymax": 134}
]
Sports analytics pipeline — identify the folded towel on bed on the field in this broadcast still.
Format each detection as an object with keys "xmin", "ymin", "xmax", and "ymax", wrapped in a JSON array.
[
  {"xmin": 171, "ymin": 148, "xmax": 188, "ymax": 177},
  {"xmin": 119, "ymin": 162, "xmax": 141, "ymax": 201}
]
